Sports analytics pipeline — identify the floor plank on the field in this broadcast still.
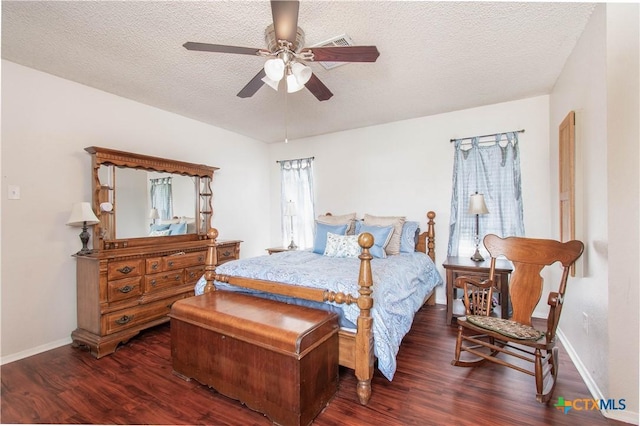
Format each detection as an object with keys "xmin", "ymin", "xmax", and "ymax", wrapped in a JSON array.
[{"xmin": 1, "ymin": 304, "xmax": 625, "ymax": 425}]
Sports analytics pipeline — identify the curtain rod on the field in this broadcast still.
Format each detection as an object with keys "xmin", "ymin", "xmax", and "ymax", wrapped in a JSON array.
[
  {"xmin": 276, "ymin": 156, "xmax": 315, "ymax": 164},
  {"xmin": 449, "ymin": 129, "xmax": 525, "ymax": 143}
]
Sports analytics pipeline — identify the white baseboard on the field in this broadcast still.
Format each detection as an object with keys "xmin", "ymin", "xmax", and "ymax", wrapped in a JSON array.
[
  {"xmin": 0, "ymin": 337, "xmax": 72, "ymax": 366},
  {"xmin": 557, "ymin": 328, "xmax": 639, "ymax": 425}
]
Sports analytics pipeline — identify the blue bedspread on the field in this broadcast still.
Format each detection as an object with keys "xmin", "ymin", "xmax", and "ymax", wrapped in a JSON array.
[{"xmin": 195, "ymin": 250, "xmax": 442, "ymax": 380}]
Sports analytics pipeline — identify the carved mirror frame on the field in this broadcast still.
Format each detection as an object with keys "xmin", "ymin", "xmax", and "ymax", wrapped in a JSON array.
[{"xmin": 85, "ymin": 146, "xmax": 218, "ymax": 250}]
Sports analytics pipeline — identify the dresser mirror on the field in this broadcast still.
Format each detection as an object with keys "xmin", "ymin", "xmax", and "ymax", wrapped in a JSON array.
[{"xmin": 86, "ymin": 147, "xmax": 218, "ymax": 250}]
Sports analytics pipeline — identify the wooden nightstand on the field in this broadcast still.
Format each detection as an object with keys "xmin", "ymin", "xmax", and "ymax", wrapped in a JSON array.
[
  {"xmin": 216, "ymin": 240, "xmax": 242, "ymax": 264},
  {"xmin": 442, "ymin": 256, "xmax": 513, "ymax": 325},
  {"xmin": 266, "ymin": 247, "xmax": 289, "ymax": 255}
]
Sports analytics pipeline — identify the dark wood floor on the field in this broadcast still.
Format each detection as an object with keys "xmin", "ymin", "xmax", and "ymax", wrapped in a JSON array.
[{"xmin": 1, "ymin": 304, "xmax": 625, "ymax": 425}]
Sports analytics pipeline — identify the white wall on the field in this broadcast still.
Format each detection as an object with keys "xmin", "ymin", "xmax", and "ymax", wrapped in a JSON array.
[
  {"xmin": 0, "ymin": 60, "xmax": 271, "ymax": 361},
  {"xmin": 550, "ymin": 4, "xmax": 639, "ymax": 423},
  {"xmin": 269, "ymin": 95, "xmax": 552, "ymax": 305}
]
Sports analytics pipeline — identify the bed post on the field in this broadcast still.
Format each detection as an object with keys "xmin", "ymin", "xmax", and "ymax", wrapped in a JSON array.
[
  {"xmin": 355, "ymin": 232, "xmax": 375, "ymax": 405},
  {"xmin": 426, "ymin": 211, "xmax": 436, "ymax": 262},
  {"xmin": 203, "ymin": 228, "xmax": 219, "ymax": 293}
]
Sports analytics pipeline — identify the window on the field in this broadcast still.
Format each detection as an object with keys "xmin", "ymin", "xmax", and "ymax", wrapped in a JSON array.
[
  {"xmin": 279, "ymin": 157, "xmax": 315, "ymax": 249},
  {"xmin": 150, "ymin": 177, "xmax": 173, "ymax": 220},
  {"xmin": 447, "ymin": 132, "xmax": 525, "ymax": 258}
]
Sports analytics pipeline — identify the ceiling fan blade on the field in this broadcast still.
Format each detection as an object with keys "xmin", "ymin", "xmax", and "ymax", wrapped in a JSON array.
[
  {"xmin": 271, "ymin": 0, "xmax": 299, "ymax": 43},
  {"xmin": 302, "ymin": 46, "xmax": 380, "ymax": 62},
  {"xmin": 305, "ymin": 74, "xmax": 333, "ymax": 101},
  {"xmin": 183, "ymin": 42, "xmax": 262, "ymax": 56},
  {"xmin": 237, "ymin": 68, "xmax": 267, "ymax": 98}
]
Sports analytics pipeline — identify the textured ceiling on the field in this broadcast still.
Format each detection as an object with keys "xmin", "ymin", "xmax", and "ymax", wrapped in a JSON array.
[{"xmin": 2, "ymin": 1, "xmax": 595, "ymax": 143}]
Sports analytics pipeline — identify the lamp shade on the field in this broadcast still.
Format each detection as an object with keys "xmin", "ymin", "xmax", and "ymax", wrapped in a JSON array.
[
  {"xmin": 284, "ymin": 201, "xmax": 296, "ymax": 216},
  {"xmin": 286, "ymin": 74, "xmax": 305, "ymax": 93},
  {"xmin": 66, "ymin": 202, "xmax": 100, "ymax": 227},
  {"xmin": 291, "ymin": 62, "xmax": 312, "ymax": 85},
  {"xmin": 261, "ymin": 75, "xmax": 280, "ymax": 91},
  {"xmin": 149, "ymin": 208, "xmax": 160, "ymax": 220},
  {"xmin": 264, "ymin": 58, "xmax": 285, "ymax": 81},
  {"xmin": 468, "ymin": 193, "xmax": 489, "ymax": 215}
]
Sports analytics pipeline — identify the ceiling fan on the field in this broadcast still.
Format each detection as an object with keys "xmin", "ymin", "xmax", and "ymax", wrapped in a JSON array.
[{"xmin": 183, "ymin": 0, "xmax": 380, "ymax": 101}]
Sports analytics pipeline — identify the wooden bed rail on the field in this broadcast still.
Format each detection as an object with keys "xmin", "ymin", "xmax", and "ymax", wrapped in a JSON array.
[{"xmin": 202, "ymin": 228, "xmax": 372, "ymax": 310}]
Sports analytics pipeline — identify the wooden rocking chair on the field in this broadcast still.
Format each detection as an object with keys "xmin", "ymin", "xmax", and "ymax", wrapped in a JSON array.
[{"xmin": 451, "ymin": 234, "xmax": 584, "ymax": 403}]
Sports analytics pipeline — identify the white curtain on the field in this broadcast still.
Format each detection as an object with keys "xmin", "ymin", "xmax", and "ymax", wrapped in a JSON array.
[
  {"xmin": 279, "ymin": 157, "xmax": 315, "ymax": 249},
  {"xmin": 150, "ymin": 177, "xmax": 173, "ymax": 220},
  {"xmin": 448, "ymin": 132, "xmax": 525, "ymax": 258}
]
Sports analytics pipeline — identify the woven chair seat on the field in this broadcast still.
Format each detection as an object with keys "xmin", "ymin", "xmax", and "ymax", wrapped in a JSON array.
[{"xmin": 466, "ymin": 315, "xmax": 544, "ymax": 340}]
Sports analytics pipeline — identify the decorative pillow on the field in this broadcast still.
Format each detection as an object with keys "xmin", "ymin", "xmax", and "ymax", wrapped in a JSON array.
[
  {"xmin": 400, "ymin": 221, "xmax": 420, "ymax": 253},
  {"xmin": 313, "ymin": 222, "xmax": 349, "ymax": 254},
  {"xmin": 150, "ymin": 224, "xmax": 171, "ymax": 232},
  {"xmin": 324, "ymin": 233, "xmax": 361, "ymax": 258},
  {"xmin": 169, "ymin": 222, "xmax": 187, "ymax": 235},
  {"xmin": 317, "ymin": 212, "xmax": 357, "ymax": 235},
  {"xmin": 363, "ymin": 214, "xmax": 406, "ymax": 255},
  {"xmin": 149, "ymin": 229, "xmax": 171, "ymax": 237},
  {"xmin": 358, "ymin": 224, "xmax": 394, "ymax": 259}
]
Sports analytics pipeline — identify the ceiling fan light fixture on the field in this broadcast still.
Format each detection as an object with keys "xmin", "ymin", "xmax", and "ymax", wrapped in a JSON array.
[
  {"xmin": 291, "ymin": 62, "xmax": 312, "ymax": 85},
  {"xmin": 261, "ymin": 76, "xmax": 280, "ymax": 91},
  {"xmin": 264, "ymin": 58, "xmax": 285, "ymax": 82},
  {"xmin": 286, "ymin": 73, "xmax": 305, "ymax": 93}
]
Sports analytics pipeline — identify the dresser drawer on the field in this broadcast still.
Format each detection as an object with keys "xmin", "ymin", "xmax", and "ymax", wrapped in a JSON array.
[
  {"xmin": 146, "ymin": 257, "xmax": 162, "ymax": 274},
  {"xmin": 108, "ymin": 259, "xmax": 144, "ymax": 280},
  {"xmin": 162, "ymin": 251, "xmax": 206, "ymax": 271},
  {"xmin": 184, "ymin": 265, "xmax": 205, "ymax": 286},
  {"xmin": 107, "ymin": 276, "xmax": 142, "ymax": 303},
  {"xmin": 144, "ymin": 271, "xmax": 184, "ymax": 293},
  {"xmin": 102, "ymin": 296, "xmax": 184, "ymax": 335}
]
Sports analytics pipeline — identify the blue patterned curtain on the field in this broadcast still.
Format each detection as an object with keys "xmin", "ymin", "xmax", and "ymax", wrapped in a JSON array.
[
  {"xmin": 448, "ymin": 132, "xmax": 525, "ymax": 257},
  {"xmin": 280, "ymin": 158, "xmax": 315, "ymax": 249},
  {"xmin": 150, "ymin": 177, "xmax": 173, "ymax": 220}
]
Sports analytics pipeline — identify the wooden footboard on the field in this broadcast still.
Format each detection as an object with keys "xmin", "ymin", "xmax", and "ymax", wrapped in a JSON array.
[{"xmin": 202, "ymin": 211, "xmax": 436, "ymax": 405}]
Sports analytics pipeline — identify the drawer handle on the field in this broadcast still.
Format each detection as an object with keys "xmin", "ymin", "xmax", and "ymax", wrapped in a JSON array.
[
  {"xmin": 117, "ymin": 266, "xmax": 135, "ymax": 275},
  {"xmin": 151, "ymin": 263, "xmax": 159, "ymax": 270},
  {"xmin": 188, "ymin": 271, "xmax": 196, "ymax": 278},
  {"xmin": 198, "ymin": 255, "xmax": 204, "ymax": 262},
  {"xmin": 168, "ymin": 261, "xmax": 174, "ymax": 267},
  {"xmin": 119, "ymin": 285, "xmax": 134, "ymax": 294},
  {"xmin": 222, "ymin": 250, "xmax": 231, "ymax": 257},
  {"xmin": 174, "ymin": 274, "xmax": 181, "ymax": 281},
  {"xmin": 151, "ymin": 279, "xmax": 157, "ymax": 287},
  {"xmin": 115, "ymin": 315, "xmax": 132, "ymax": 325}
]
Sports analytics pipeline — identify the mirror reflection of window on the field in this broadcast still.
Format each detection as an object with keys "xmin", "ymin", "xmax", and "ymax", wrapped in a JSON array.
[
  {"xmin": 150, "ymin": 177, "xmax": 173, "ymax": 220},
  {"xmin": 107, "ymin": 169, "xmax": 197, "ymax": 239}
]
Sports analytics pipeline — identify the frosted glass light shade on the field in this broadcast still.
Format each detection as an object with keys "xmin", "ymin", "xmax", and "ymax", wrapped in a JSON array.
[
  {"xmin": 261, "ymin": 76, "xmax": 280, "ymax": 91},
  {"xmin": 264, "ymin": 58, "xmax": 285, "ymax": 81},
  {"xmin": 286, "ymin": 74, "xmax": 305, "ymax": 93},
  {"xmin": 291, "ymin": 62, "xmax": 312, "ymax": 85}
]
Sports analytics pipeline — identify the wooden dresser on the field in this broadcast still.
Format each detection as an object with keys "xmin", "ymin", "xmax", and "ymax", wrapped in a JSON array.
[
  {"xmin": 72, "ymin": 146, "xmax": 241, "ymax": 358},
  {"xmin": 72, "ymin": 239, "xmax": 241, "ymax": 358}
]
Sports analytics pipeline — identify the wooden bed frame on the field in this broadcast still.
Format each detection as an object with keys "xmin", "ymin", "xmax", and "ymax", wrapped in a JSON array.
[{"xmin": 202, "ymin": 211, "xmax": 437, "ymax": 405}]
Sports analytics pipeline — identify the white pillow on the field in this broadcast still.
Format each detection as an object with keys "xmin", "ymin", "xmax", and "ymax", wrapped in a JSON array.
[
  {"xmin": 317, "ymin": 212, "xmax": 357, "ymax": 235},
  {"xmin": 363, "ymin": 214, "xmax": 406, "ymax": 255},
  {"xmin": 324, "ymin": 232, "xmax": 361, "ymax": 258}
]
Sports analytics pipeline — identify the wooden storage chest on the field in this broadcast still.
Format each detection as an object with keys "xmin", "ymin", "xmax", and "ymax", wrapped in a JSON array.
[{"xmin": 170, "ymin": 291, "xmax": 339, "ymax": 426}]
